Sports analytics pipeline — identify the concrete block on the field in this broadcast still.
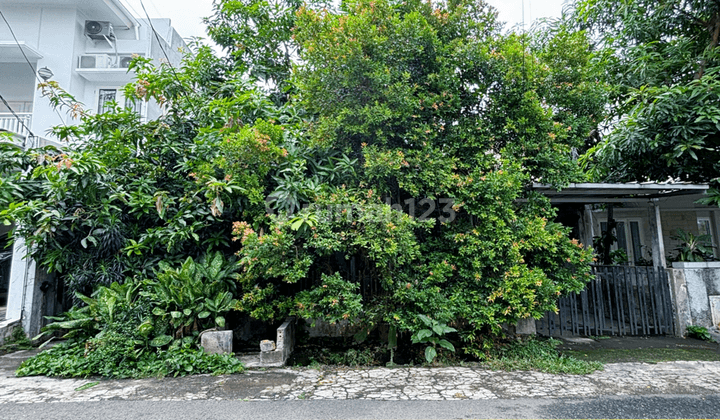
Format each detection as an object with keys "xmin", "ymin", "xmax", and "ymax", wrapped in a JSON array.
[
  {"xmin": 259, "ymin": 349, "xmax": 285, "ymax": 364},
  {"xmin": 304, "ymin": 318, "xmax": 361, "ymax": 338},
  {"xmin": 0, "ymin": 319, "xmax": 21, "ymax": 346},
  {"xmin": 276, "ymin": 317, "xmax": 295, "ymax": 356},
  {"xmin": 515, "ymin": 317, "xmax": 537, "ymax": 336},
  {"xmin": 710, "ymin": 295, "xmax": 720, "ymax": 327},
  {"xmin": 201, "ymin": 330, "xmax": 233, "ymax": 355},
  {"xmin": 260, "ymin": 339, "xmax": 275, "ymax": 352}
]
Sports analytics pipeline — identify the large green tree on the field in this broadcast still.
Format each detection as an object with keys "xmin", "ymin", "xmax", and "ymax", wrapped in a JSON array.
[
  {"xmin": 230, "ymin": 0, "xmax": 596, "ymax": 351},
  {"xmin": 574, "ymin": 0, "xmax": 720, "ymax": 188}
]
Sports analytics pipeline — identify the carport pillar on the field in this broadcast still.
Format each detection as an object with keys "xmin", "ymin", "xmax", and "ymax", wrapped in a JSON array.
[
  {"xmin": 648, "ymin": 199, "xmax": 667, "ymax": 268},
  {"xmin": 583, "ymin": 205, "xmax": 595, "ymax": 249}
]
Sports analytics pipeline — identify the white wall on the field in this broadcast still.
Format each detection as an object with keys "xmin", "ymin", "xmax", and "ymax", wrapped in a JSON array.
[{"xmin": 0, "ymin": 64, "xmax": 35, "ymax": 104}]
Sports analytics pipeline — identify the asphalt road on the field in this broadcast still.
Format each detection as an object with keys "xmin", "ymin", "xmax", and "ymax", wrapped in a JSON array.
[{"xmin": 2, "ymin": 395, "xmax": 719, "ymax": 419}]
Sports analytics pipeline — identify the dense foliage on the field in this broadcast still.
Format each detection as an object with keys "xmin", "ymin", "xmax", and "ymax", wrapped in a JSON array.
[
  {"xmin": 17, "ymin": 255, "xmax": 244, "ymax": 378},
  {"xmin": 573, "ymin": 0, "xmax": 720, "ymax": 197},
  {"xmin": 1, "ymin": 0, "xmax": 605, "ymax": 369}
]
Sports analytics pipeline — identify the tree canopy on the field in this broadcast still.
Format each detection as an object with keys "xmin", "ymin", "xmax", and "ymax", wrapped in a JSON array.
[
  {"xmin": 1, "ymin": 0, "xmax": 606, "ymax": 359},
  {"xmin": 575, "ymin": 0, "xmax": 720, "ymax": 189}
]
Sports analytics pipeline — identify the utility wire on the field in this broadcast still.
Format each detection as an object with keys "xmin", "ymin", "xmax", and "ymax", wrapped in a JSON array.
[
  {"xmin": 137, "ymin": 0, "xmax": 198, "ymax": 112},
  {"xmin": 0, "ymin": 9, "xmax": 69, "ymax": 130}
]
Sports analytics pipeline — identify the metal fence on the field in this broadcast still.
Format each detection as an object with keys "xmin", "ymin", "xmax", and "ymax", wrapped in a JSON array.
[{"xmin": 537, "ymin": 265, "xmax": 675, "ymax": 337}]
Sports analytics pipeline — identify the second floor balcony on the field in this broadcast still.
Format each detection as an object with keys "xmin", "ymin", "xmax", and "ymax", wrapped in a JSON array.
[{"xmin": 0, "ymin": 112, "xmax": 32, "ymax": 138}]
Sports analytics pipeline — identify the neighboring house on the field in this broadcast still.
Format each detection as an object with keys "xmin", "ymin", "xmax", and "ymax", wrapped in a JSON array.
[
  {"xmin": 0, "ymin": 0, "xmax": 187, "ymax": 338},
  {"xmin": 533, "ymin": 182, "xmax": 720, "ymax": 337},
  {"xmin": 533, "ymin": 182, "xmax": 718, "ymax": 267}
]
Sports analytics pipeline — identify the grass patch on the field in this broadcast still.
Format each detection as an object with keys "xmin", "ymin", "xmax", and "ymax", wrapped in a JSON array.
[
  {"xmin": 563, "ymin": 347, "xmax": 720, "ymax": 364},
  {"xmin": 480, "ymin": 338, "xmax": 604, "ymax": 375}
]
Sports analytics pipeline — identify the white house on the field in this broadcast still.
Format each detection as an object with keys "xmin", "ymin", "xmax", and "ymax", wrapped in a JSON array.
[{"xmin": 0, "ymin": 0, "xmax": 187, "ymax": 338}]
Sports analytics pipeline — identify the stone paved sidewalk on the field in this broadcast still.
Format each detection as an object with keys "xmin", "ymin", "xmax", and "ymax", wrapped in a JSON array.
[{"xmin": 1, "ymin": 348, "xmax": 719, "ymax": 403}]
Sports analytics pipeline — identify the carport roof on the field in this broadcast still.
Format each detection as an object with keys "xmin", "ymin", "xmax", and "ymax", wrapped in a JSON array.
[{"xmin": 532, "ymin": 182, "xmax": 710, "ymax": 204}]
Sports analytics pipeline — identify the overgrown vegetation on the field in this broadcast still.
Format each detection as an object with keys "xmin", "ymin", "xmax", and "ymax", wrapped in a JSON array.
[
  {"xmin": 291, "ymin": 335, "xmax": 603, "ymax": 374},
  {"xmin": 10, "ymin": 0, "xmax": 711, "ymax": 376},
  {"xmin": 573, "ymin": 0, "xmax": 720, "ymax": 203},
  {"xmin": 17, "ymin": 340, "xmax": 243, "ymax": 378}
]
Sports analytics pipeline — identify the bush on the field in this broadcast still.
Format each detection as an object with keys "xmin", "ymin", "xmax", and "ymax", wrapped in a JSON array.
[
  {"xmin": 16, "ymin": 338, "xmax": 243, "ymax": 378},
  {"xmin": 24, "ymin": 254, "xmax": 242, "ymax": 378}
]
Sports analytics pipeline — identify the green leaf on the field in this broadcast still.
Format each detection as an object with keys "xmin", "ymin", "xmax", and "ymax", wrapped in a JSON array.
[
  {"xmin": 437, "ymin": 339, "xmax": 455, "ymax": 352},
  {"xmin": 416, "ymin": 314, "xmax": 432, "ymax": 327},
  {"xmin": 152, "ymin": 307, "xmax": 165, "ymax": 316},
  {"xmin": 215, "ymin": 316, "xmax": 226, "ymax": 328},
  {"xmin": 138, "ymin": 320, "xmax": 153, "ymax": 337},
  {"xmin": 183, "ymin": 308, "xmax": 192, "ymax": 316},
  {"xmin": 150, "ymin": 335, "xmax": 173, "ymax": 347},
  {"xmin": 425, "ymin": 346, "xmax": 437, "ymax": 363},
  {"xmin": 198, "ymin": 311, "xmax": 211, "ymax": 319},
  {"xmin": 411, "ymin": 329, "xmax": 433, "ymax": 343},
  {"xmin": 291, "ymin": 219, "xmax": 304, "ymax": 231},
  {"xmin": 170, "ymin": 311, "xmax": 182, "ymax": 318}
]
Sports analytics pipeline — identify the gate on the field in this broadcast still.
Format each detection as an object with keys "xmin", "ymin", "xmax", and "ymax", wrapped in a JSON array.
[{"xmin": 536, "ymin": 265, "xmax": 675, "ymax": 337}]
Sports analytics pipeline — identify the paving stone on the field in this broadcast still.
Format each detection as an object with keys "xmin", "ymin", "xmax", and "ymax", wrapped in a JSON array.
[{"xmin": 2, "ymin": 349, "xmax": 720, "ymax": 403}]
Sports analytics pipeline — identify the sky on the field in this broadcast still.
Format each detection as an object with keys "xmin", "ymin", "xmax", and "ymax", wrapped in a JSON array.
[{"xmin": 122, "ymin": 0, "xmax": 569, "ymax": 43}]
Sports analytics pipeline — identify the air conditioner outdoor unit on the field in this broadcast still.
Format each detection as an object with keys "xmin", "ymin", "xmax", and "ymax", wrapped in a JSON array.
[
  {"xmin": 119, "ymin": 55, "xmax": 134, "ymax": 68},
  {"xmin": 78, "ymin": 54, "xmax": 113, "ymax": 69},
  {"xmin": 84, "ymin": 20, "xmax": 114, "ymax": 40}
]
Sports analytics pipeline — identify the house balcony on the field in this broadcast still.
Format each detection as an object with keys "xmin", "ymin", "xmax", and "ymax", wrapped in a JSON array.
[
  {"xmin": 0, "ymin": 112, "xmax": 63, "ymax": 149},
  {"xmin": 0, "ymin": 112, "xmax": 32, "ymax": 138}
]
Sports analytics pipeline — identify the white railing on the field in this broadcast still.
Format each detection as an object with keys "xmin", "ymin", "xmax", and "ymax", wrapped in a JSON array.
[{"xmin": 0, "ymin": 113, "xmax": 32, "ymax": 137}]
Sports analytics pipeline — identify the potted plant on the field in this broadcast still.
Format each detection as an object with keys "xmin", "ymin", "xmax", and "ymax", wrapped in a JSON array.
[{"xmin": 671, "ymin": 229, "xmax": 715, "ymax": 263}]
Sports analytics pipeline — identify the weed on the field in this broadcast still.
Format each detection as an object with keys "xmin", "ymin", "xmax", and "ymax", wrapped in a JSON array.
[
  {"xmin": 0, "ymin": 327, "xmax": 33, "ymax": 354},
  {"xmin": 75, "ymin": 381, "xmax": 99, "ymax": 391},
  {"xmin": 687, "ymin": 325, "xmax": 714, "ymax": 342},
  {"xmin": 480, "ymin": 338, "xmax": 603, "ymax": 375}
]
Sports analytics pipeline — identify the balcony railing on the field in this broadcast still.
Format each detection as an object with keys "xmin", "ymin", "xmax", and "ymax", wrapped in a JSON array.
[{"xmin": 0, "ymin": 112, "xmax": 32, "ymax": 137}]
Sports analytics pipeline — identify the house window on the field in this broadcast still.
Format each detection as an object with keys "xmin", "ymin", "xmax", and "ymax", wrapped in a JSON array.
[
  {"xmin": 98, "ymin": 89, "xmax": 117, "ymax": 113},
  {"xmin": 600, "ymin": 220, "xmax": 645, "ymax": 264},
  {"xmin": 697, "ymin": 217, "xmax": 717, "ymax": 257},
  {"xmin": 97, "ymin": 88, "xmax": 144, "ymax": 116}
]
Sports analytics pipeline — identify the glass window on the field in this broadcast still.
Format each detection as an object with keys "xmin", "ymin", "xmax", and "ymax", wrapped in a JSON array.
[
  {"xmin": 697, "ymin": 217, "xmax": 716, "ymax": 257},
  {"xmin": 698, "ymin": 218, "xmax": 712, "ymax": 237},
  {"xmin": 98, "ymin": 89, "xmax": 117, "ymax": 113},
  {"xmin": 125, "ymin": 96, "xmax": 141, "ymax": 114},
  {"xmin": 601, "ymin": 220, "xmax": 643, "ymax": 265}
]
